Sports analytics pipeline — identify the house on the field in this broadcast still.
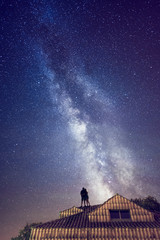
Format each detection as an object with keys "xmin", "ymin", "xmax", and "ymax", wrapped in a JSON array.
[{"xmin": 29, "ymin": 193, "xmax": 160, "ymax": 239}]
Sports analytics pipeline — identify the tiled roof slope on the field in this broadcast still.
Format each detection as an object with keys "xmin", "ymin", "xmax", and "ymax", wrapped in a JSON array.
[
  {"xmin": 60, "ymin": 206, "xmax": 83, "ymax": 218},
  {"xmin": 34, "ymin": 211, "xmax": 160, "ymax": 229},
  {"xmin": 59, "ymin": 205, "xmax": 100, "ymax": 218},
  {"xmin": 36, "ymin": 205, "xmax": 100, "ymax": 228}
]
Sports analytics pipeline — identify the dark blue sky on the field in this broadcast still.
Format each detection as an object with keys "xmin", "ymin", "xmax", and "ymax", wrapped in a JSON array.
[{"xmin": 1, "ymin": 0, "xmax": 160, "ymax": 239}]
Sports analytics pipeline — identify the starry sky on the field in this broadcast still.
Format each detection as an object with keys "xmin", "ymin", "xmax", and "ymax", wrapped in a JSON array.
[{"xmin": 1, "ymin": 0, "xmax": 160, "ymax": 239}]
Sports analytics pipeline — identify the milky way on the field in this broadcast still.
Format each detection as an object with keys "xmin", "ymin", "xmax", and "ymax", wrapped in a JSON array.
[
  {"xmin": 1, "ymin": 1, "xmax": 160, "ymax": 240},
  {"xmin": 43, "ymin": 58, "xmax": 137, "ymax": 201}
]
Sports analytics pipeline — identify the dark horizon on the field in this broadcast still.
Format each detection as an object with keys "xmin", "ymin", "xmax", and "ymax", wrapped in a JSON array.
[{"xmin": 1, "ymin": 1, "xmax": 160, "ymax": 239}]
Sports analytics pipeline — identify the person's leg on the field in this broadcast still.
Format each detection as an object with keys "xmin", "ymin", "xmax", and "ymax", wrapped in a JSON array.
[
  {"xmin": 86, "ymin": 197, "xmax": 90, "ymax": 206},
  {"xmin": 82, "ymin": 197, "xmax": 85, "ymax": 207}
]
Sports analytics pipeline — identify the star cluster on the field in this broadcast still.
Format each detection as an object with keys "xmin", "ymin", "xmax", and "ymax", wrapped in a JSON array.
[{"xmin": 1, "ymin": 1, "xmax": 160, "ymax": 240}]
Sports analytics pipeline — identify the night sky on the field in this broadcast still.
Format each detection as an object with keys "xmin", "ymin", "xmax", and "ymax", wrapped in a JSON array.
[{"xmin": 1, "ymin": 0, "xmax": 160, "ymax": 239}]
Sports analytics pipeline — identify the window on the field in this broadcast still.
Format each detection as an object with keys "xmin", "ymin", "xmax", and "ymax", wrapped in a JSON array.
[
  {"xmin": 110, "ymin": 210, "xmax": 130, "ymax": 220},
  {"xmin": 120, "ymin": 210, "xmax": 130, "ymax": 219},
  {"xmin": 110, "ymin": 210, "xmax": 120, "ymax": 219}
]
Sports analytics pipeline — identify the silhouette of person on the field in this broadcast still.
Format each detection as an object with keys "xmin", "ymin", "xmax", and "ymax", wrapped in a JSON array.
[
  {"xmin": 80, "ymin": 188, "xmax": 90, "ymax": 207},
  {"xmin": 84, "ymin": 189, "xmax": 90, "ymax": 206}
]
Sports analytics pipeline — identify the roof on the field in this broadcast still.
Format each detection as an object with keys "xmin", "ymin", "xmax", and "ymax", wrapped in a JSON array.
[
  {"xmin": 59, "ymin": 205, "xmax": 100, "ymax": 218},
  {"xmin": 34, "ymin": 194, "xmax": 160, "ymax": 229},
  {"xmin": 35, "ymin": 211, "xmax": 160, "ymax": 229}
]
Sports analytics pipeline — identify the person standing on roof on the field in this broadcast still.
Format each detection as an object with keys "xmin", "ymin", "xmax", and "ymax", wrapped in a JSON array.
[
  {"xmin": 85, "ymin": 189, "xmax": 90, "ymax": 206},
  {"xmin": 80, "ymin": 187, "xmax": 90, "ymax": 207}
]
